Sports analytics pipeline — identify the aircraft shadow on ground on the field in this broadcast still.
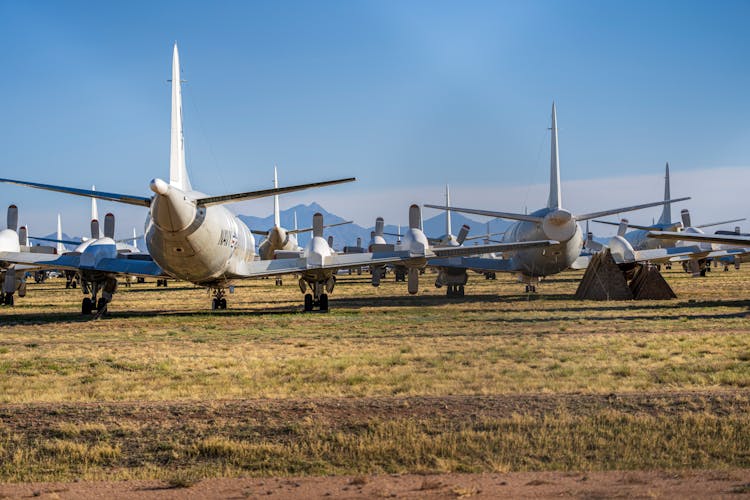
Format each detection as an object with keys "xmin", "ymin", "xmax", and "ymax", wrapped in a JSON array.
[{"xmin": 2, "ymin": 297, "xmax": 749, "ymax": 325}]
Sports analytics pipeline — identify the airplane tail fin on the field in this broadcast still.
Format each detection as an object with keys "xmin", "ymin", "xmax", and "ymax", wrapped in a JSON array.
[
  {"xmin": 657, "ymin": 163, "xmax": 671, "ymax": 226},
  {"xmin": 7, "ymin": 205, "xmax": 17, "ymax": 231},
  {"xmin": 313, "ymin": 213, "xmax": 324, "ymax": 238},
  {"xmin": 169, "ymin": 43, "xmax": 192, "ymax": 192},
  {"xmin": 445, "ymin": 185, "xmax": 452, "ymax": 236},
  {"xmin": 547, "ymin": 102, "xmax": 561, "ymax": 210},
  {"xmin": 57, "ymin": 214, "xmax": 65, "ymax": 254},
  {"xmin": 273, "ymin": 166, "xmax": 280, "ymax": 227}
]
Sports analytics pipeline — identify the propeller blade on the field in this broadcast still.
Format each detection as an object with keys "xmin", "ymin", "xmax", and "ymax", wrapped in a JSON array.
[
  {"xmin": 617, "ymin": 219, "xmax": 629, "ymax": 237},
  {"xmin": 409, "ymin": 205, "xmax": 421, "ymax": 230},
  {"xmin": 91, "ymin": 219, "xmax": 100, "ymax": 240},
  {"xmin": 104, "ymin": 213, "xmax": 115, "ymax": 239},
  {"xmin": 681, "ymin": 209, "xmax": 692, "ymax": 228},
  {"xmin": 7, "ymin": 205, "xmax": 18, "ymax": 232},
  {"xmin": 457, "ymin": 224, "xmax": 470, "ymax": 245}
]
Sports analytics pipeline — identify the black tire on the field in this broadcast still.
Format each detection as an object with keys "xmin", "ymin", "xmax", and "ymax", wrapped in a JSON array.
[
  {"xmin": 458, "ymin": 285, "xmax": 465, "ymax": 296},
  {"xmin": 211, "ymin": 298, "xmax": 219, "ymax": 310},
  {"xmin": 320, "ymin": 294, "xmax": 329, "ymax": 311},
  {"xmin": 304, "ymin": 294, "xmax": 313, "ymax": 312},
  {"xmin": 5, "ymin": 294, "xmax": 13, "ymax": 306},
  {"xmin": 82, "ymin": 297, "xmax": 93, "ymax": 315},
  {"xmin": 219, "ymin": 298, "xmax": 227, "ymax": 309},
  {"xmin": 72, "ymin": 281, "xmax": 77, "ymax": 289}
]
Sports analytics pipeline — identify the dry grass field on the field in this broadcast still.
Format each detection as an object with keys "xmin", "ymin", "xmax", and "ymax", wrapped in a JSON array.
[{"xmin": 0, "ymin": 266, "xmax": 749, "ymax": 495}]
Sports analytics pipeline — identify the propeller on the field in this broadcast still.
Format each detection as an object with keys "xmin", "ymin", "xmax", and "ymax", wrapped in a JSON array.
[
  {"xmin": 375, "ymin": 217, "xmax": 384, "ymax": 237},
  {"xmin": 356, "ymin": 237, "xmax": 362, "ymax": 247},
  {"xmin": 104, "ymin": 213, "xmax": 115, "ymax": 239},
  {"xmin": 7, "ymin": 205, "xmax": 18, "ymax": 232},
  {"xmin": 681, "ymin": 209, "xmax": 692, "ymax": 228},
  {"xmin": 409, "ymin": 204, "xmax": 421, "ymax": 230},
  {"xmin": 312, "ymin": 213, "xmax": 324, "ymax": 238},
  {"xmin": 18, "ymin": 226, "xmax": 28, "ymax": 247},
  {"xmin": 91, "ymin": 219, "xmax": 100, "ymax": 240},
  {"xmin": 456, "ymin": 224, "xmax": 470, "ymax": 245},
  {"xmin": 617, "ymin": 219, "xmax": 629, "ymax": 237},
  {"xmin": 327, "ymin": 235, "xmax": 334, "ymax": 249},
  {"xmin": 408, "ymin": 267, "xmax": 419, "ymax": 295}
]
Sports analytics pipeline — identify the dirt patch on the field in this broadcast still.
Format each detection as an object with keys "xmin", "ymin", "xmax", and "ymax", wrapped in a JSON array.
[{"xmin": 2, "ymin": 470, "xmax": 749, "ymax": 498}]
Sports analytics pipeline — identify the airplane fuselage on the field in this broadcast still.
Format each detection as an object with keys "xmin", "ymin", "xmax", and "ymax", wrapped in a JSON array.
[
  {"xmin": 145, "ymin": 184, "xmax": 256, "ymax": 287},
  {"xmin": 502, "ymin": 207, "xmax": 583, "ymax": 278}
]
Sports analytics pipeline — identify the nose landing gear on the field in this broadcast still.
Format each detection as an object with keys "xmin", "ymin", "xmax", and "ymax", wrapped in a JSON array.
[{"xmin": 211, "ymin": 288, "xmax": 228, "ymax": 310}]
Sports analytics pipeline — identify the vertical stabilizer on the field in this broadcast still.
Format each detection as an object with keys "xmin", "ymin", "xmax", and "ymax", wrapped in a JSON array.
[
  {"xmin": 56, "ymin": 214, "xmax": 65, "ymax": 254},
  {"xmin": 547, "ymin": 102, "xmax": 562, "ymax": 209},
  {"xmin": 91, "ymin": 185, "xmax": 101, "ymax": 238},
  {"xmin": 273, "ymin": 166, "xmax": 280, "ymax": 228},
  {"xmin": 169, "ymin": 43, "xmax": 192, "ymax": 192},
  {"xmin": 657, "ymin": 162, "xmax": 671, "ymax": 226},
  {"xmin": 445, "ymin": 184, "xmax": 452, "ymax": 236}
]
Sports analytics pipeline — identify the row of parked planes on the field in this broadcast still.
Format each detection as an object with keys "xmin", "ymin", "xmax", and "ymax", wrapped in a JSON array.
[{"xmin": 1, "ymin": 44, "xmax": 748, "ymax": 316}]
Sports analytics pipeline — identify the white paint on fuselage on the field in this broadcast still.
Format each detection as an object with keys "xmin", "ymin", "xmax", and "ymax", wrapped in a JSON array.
[
  {"xmin": 502, "ymin": 207, "xmax": 583, "ymax": 278},
  {"xmin": 146, "ymin": 186, "xmax": 256, "ymax": 287}
]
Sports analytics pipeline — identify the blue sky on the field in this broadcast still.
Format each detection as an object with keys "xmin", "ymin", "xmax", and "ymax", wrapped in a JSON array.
[{"xmin": 1, "ymin": 0, "xmax": 750, "ymax": 237}]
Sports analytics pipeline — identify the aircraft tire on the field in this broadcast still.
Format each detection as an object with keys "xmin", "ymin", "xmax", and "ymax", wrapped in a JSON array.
[
  {"xmin": 219, "ymin": 298, "xmax": 227, "ymax": 309},
  {"xmin": 304, "ymin": 294, "xmax": 313, "ymax": 312},
  {"xmin": 211, "ymin": 298, "xmax": 219, "ymax": 310},
  {"xmin": 459, "ymin": 285, "xmax": 465, "ymax": 296},
  {"xmin": 82, "ymin": 297, "xmax": 93, "ymax": 315},
  {"xmin": 320, "ymin": 294, "xmax": 329, "ymax": 311}
]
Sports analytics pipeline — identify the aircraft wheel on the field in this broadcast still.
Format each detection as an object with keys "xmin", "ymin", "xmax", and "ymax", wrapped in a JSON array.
[
  {"xmin": 4, "ymin": 293, "xmax": 13, "ymax": 306},
  {"xmin": 211, "ymin": 298, "xmax": 219, "ymax": 310},
  {"xmin": 219, "ymin": 298, "xmax": 227, "ymax": 309},
  {"xmin": 700, "ymin": 269, "xmax": 707, "ymax": 277},
  {"xmin": 458, "ymin": 285, "xmax": 465, "ymax": 296},
  {"xmin": 65, "ymin": 282, "xmax": 70, "ymax": 289},
  {"xmin": 72, "ymin": 281, "xmax": 77, "ymax": 289},
  {"xmin": 319, "ymin": 294, "xmax": 329, "ymax": 312},
  {"xmin": 82, "ymin": 297, "xmax": 93, "ymax": 315},
  {"xmin": 304, "ymin": 294, "xmax": 313, "ymax": 312}
]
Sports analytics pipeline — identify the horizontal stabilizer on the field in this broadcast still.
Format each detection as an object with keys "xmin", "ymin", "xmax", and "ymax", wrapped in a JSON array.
[
  {"xmin": 424, "ymin": 204, "xmax": 542, "ymax": 223},
  {"xmin": 592, "ymin": 219, "xmax": 657, "ymax": 231},
  {"xmin": 29, "ymin": 235, "xmax": 82, "ymax": 246},
  {"xmin": 195, "ymin": 177, "xmax": 355, "ymax": 207},
  {"xmin": 288, "ymin": 220, "xmax": 353, "ymax": 235},
  {"xmin": 0, "ymin": 178, "xmax": 152, "ymax": 207},
  {"xmin": 576, "ymin": 197, "xmax": 690, "ymax": 221}
]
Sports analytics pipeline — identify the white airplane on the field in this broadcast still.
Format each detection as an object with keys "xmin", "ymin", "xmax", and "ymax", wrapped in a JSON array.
[
  {"xmin": 425, "ymin": 103, "xmax": 690, "ymax": 292},
  {"xmin": 0, "ymin": 44, "xmax": 443, "ymax": 314},
  {"xmin": 370, "ymin": 204, "xmax": 559, "ymax": 295},
  {"xmin": 593, "ymin": 163, "xmax": 743, "ymax": 250}
]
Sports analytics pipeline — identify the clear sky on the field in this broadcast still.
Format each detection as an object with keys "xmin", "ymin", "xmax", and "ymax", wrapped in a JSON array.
[{"xmin": 1, "ymin": 0, "xmax": 749, "ymax": 237}]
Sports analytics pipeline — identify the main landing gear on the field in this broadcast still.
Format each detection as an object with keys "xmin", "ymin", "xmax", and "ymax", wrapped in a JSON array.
[
  {"xmin": 525, "ymin": 284, "xmax": 537, "ymax": 293},
  {"xmin": 446, "ymin": 284, "xmax": 465, "ymax": 297},
  {"xmin": 211, "ymin": 288, "xmax": 227, "ymax": 310},
  {"xmin": 275, "ymin": 277, "xmax": 283, "ymax": 286},
  {"xmin": 81, "ymin": 278, "xmax": 117, "ymax": 318},
  {"xmin": 2, "ymin": 292, "xmax": 14, "ymax": 306},
  {"xmin": 300, "ymin": 278, "xmax": 333, "ymax": 312}
]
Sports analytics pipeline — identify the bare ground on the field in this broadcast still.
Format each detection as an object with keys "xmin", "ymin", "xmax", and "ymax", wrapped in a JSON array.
[{"xmin": 2, "ymin": 470, "xmax": 750, "ymax": 498}]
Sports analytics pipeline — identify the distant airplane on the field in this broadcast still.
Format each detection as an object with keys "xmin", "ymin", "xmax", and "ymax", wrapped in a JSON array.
[
  {"xmin": 425, "ymin": 103, "xmax": 690, "ymax": 292},
  {"xmin": 593, "ymin": 163, "xmax": 742, "ymax": 250}
]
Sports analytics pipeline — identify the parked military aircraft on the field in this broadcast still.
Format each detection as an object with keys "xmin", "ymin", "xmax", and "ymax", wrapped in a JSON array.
[
  {"xmin": 425, "ymin": 103, "xmax": 690, "ymax": 292},
  {"xmin": 0, "ymin": 44, "xmax": 438, "ymax": 314},
  {"xmin": 593, "ymin": 163, "xmax": 742, "ymax": 250}
]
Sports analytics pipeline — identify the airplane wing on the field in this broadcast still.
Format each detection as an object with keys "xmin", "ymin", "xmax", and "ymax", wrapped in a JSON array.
[
  {"xmin": 431, "ymin": 240, "xmax": 558, "ymax": 258},
  {"xmin": 426, "ymin": 256, "xmax": 518, "ymax": 273},
  {"xmin": 592, "ymin": 220, "xmax": 657, "ymax": 231},
  {"xmin": 29, "ymin": 235, "xmax": 83, "ymax": 246},
  {"xmin": 195, "ymin": 178, "xmax": 356, "ymax": 207},
  {"xmin": 288, "ymin": 220, "xmax": 354, "ymax": 235},
  {"xmin": 424, "ymin": 204, "xmax": 542, "ymax": 223},
  {"xmin": 648, "ymin": 231, "xmax": 750, "ymax": 246},
  {"xmin": 0, "ymin": 251, "xmax": 166, "ymax": 277},
  {"xmin": 229, "ymin": 251, "xmax": 414, "ymax": 279},
  {"xmin": 576, "ymin": 197, "xmax": 690, "ymax": 221},
  {"xmin": 0, "ymin": 178, "xmax": 152, "ymax": 207},
  {"xmin": 611, "ymin": 245, "xmax": 709, "ymax": 265}
]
